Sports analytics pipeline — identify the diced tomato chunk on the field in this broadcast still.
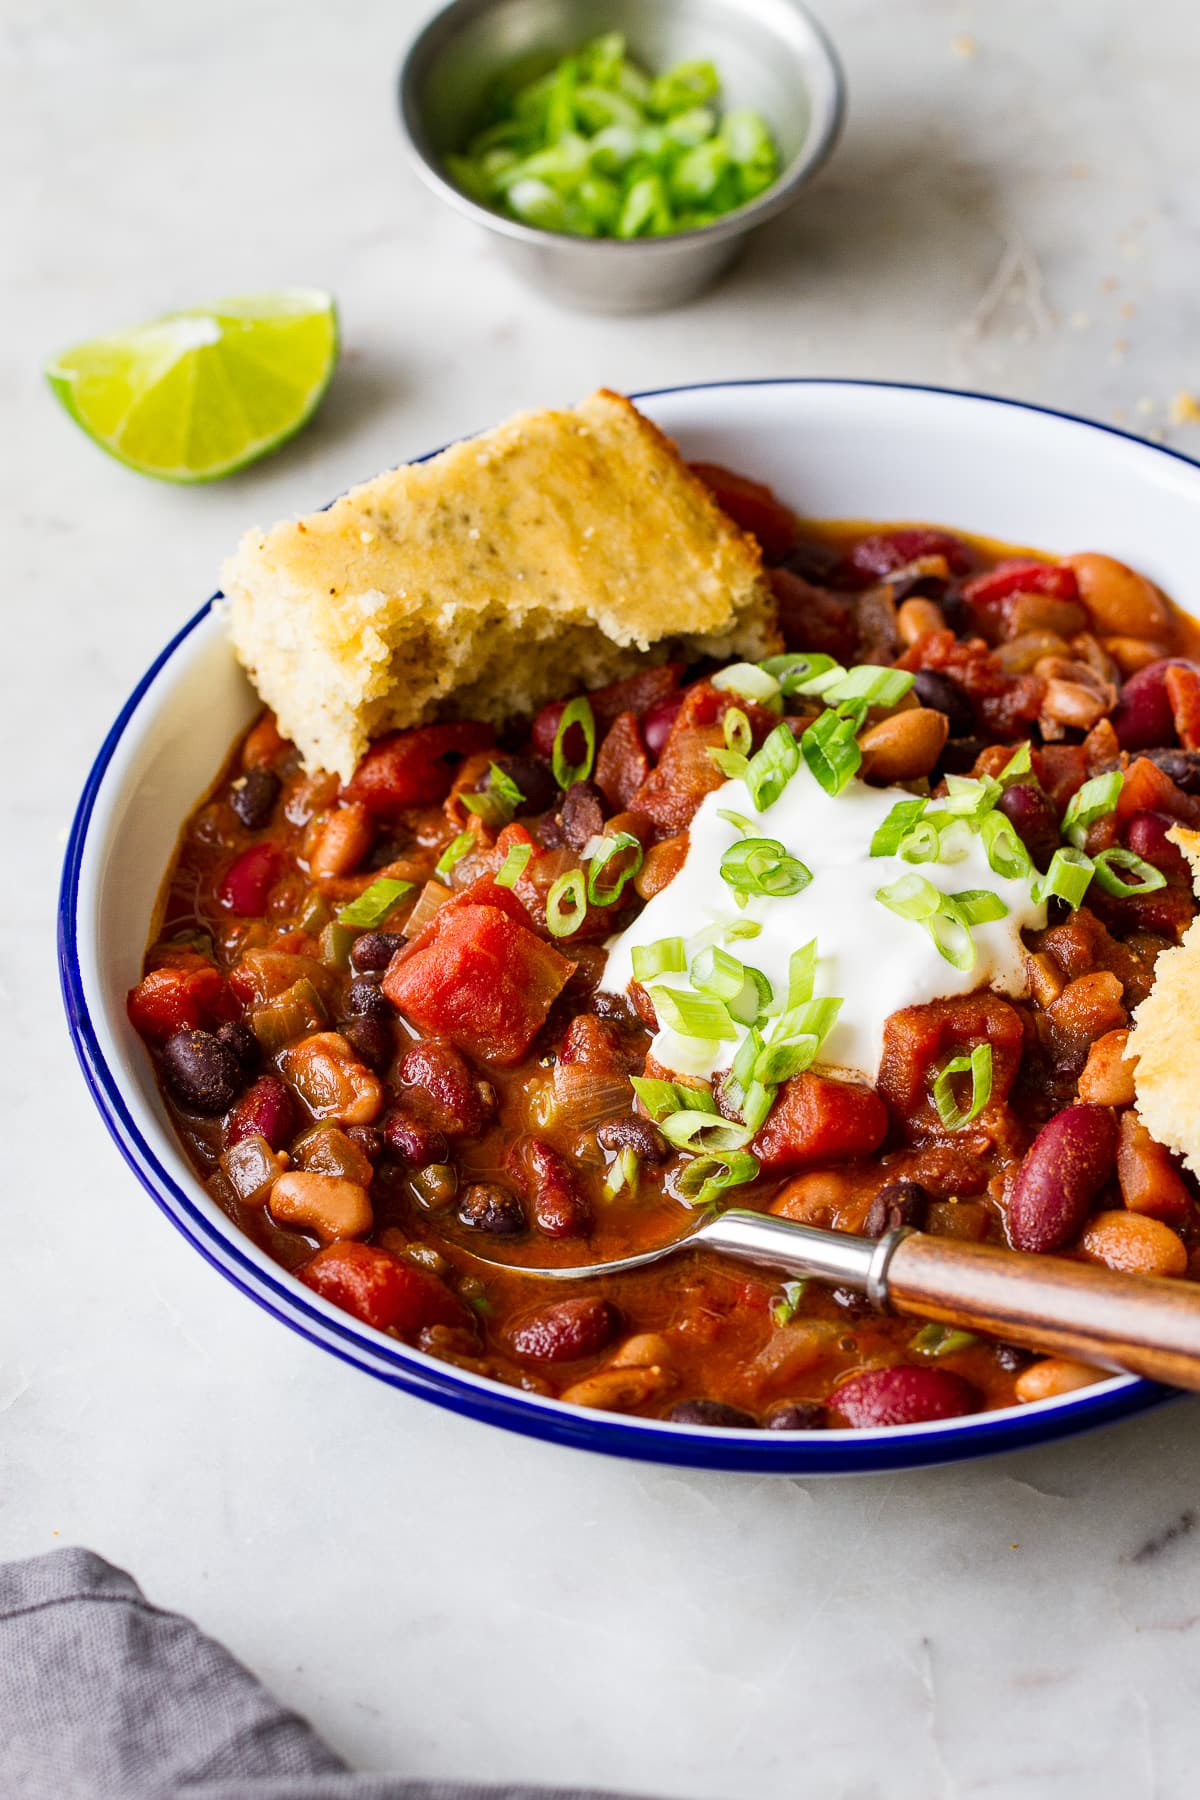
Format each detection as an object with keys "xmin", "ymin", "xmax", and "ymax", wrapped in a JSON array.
[
  {"xmin": 219, "ymin": 843, "xmax": 281, "ymax": 916},
  {"xmin": 342, "ymin": 723, "xmax": 494, "ymax": 821},
  {"xmin": 1115, "ymin": 756, "xmax": 1200, "ymax": 828},
  {"xmin": 688, "ymin": 462, "xmax": 796, "ymax": 560},
  {"xmin": 877, "ymin": 995, "xmax": 1024, "ymax": 1127},
  {"xmin": 751, "ymin": 1073, "xmax": 888, "ymax": 1175},
  {"xmin": 962, "ymin": 559, "xmax": 1079, "ymax": 607},
  {"xmin": 629, "ymin": 682, "xmax": 777, "ymax": 835},
  {"xmin": 595, "ymin": 710, "xmax": 650, "ymax": 810},
  {"xmin": 383, "ymin": 904, "xmax": 574, "ymax": 1064},
  {"xmin": 299, "ymin": 1241, "xmax": 465, "ymax": 1334},
  {"xmin": 1038, "ymin": 744, "xmax": 1089, "ymax": 814},
  {"xmin": 1165, "ymin": 664, "xmax": 1200, "ymax": 751},
  {"xmin": 127, "ymin": 964, "xmax": 226, "ymax": 1043}
]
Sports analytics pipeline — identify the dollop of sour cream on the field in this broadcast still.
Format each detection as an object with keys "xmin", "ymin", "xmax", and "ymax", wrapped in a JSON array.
[{"xmin": 600, "ymin": 765, "xmax": 1048, "ymax": 1084}]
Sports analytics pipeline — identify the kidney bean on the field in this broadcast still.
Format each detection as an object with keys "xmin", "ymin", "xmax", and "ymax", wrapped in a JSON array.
[
  {"xmin": 638, "ymin": 693, "xmax": 682, "ymax": 760},
  {"xmin": 229, "ymin": 767, "xmax": 280, "ymax": 831},
  {"xmin": 349, "ymin": 930, "xmax": 407, "ymax": 973},
  {"xmin": 830, "ymin": 1365, "xmax": 980, "ymax": 1428},
  {"xmin": 559, "ymin": 780, "xmax": 606, "ymax": 849},
  {"xmin": 597, "ymin": 1116, "xmax": 668, "ymax": 1162},
  {"xmin": 225, "ymin": 1075, "xmax": 296, "ymax": 1150},
  {"xmin": 161, "ymin": 1029, "xmax": 244, "ymax": 1115},
  {"xmin": 667, "ymin": 1399, "xmax": 759, "ymax": 1429},
  {"xmin": 911, "ymin": 668, "xmax": 975, "ymax": 737},
  {"xmin": 457, "ymin": 1182, "xmax": 526, "ymax": 1236},
  {"xmin": 1080, "ymin": 1210, "xmax": 1188, "ymax": 1277},
  {"xmin": 513, "ymin": 1138, "xmax": 591, "ymax": 1238},
  {"xmin": 863, "ymin": 1180, "xmax": 930, "ymax": 1238},
  {"xmin": 215, "ymin": 1020, "xmax": 258, "ymax": 1075},
  {"xmin": 507, "ymin": 1296, "xmax": 619, "ymax": 1363},
  {"xmin": 218, "ymin": 843, "xmax": 281, "ymax": 916},
  {"xmin": 1112, "ymin": 659, "xmax": 1200, "ymax": 751},
  {"xmin": 1124, "ymin": 811, "xmax": 1191, "ymax": 881},
  {"xmin": 840, "ymin": 528, "xmax": 971, "ymax": 585},
  {"xmin": 340, "ymin": 1015, "xmax": 394, "ymax": 1073},
  {"xmin": 383, "ymin": 1111, "xmax": 449, "ymax": 1167},
  {"xmin": 1143, "ymin": 747, "xmax": 1200, "ymax": 793},
  {"xmin": 396, "ymin": 1040, "xmax": 491, "ymax": 1137},
  {"xmin": 764, "ymin": 1401, "xmax": 827, "ymax": 1430},
  {"xmin": 996, "ymin": 783, "xmax": 1061, "ymax": 872},
  {"xmin": 1007, "ymin": 1103, "xmax": 1119, "ymax": 1253},
  {"xmin": 342, "ymin": 975, "xmax": 391, "ymax": 1020}
]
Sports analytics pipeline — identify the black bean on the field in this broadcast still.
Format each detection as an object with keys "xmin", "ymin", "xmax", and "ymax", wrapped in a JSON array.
[
  {"xmin": 342, "ymin": 975, "xmax": 390, "ymax": 1020},
  {"xmin": 764, "ymin": 1401, "xmax": 826, "ymax": 1430},
  {"xmin": 937, "ymin": 735, "xmax": 984, "ymax": 777},
  {"xmin": 161, "ymin": 1029, "xmax": 243, "ymax": 1114},
  {"xmin": 1144, "ymin": 748, "xmax": 1200, "ymax": 794},
  {"xmin": 939, "ymin": 591, "xmax": 975, "ymax": 638},
  {"xmin": 994, "ymin": 1342, "xmax": 1035, "ymax": 1373},
  {"xmin": 349, "ymin": 930, "xmax": 406, "ymax": 973},
  {"xmin": 229, "ymin": 767, "xmax": 280, "ymax": 831},
  {"xmin": 829, "ymin": 1285, "xmax": 872, "ymax": 1318},
  {"xmin": 863, "ymin": 1180, "xmax": 930, "ymax": 1238},
  {"xmin": 913, "ymin": 669, "xmax": 976, "ymax": 738},
  {"xmin": 996, "ymin": 783, "xmax": 1061, "ymax": 873},
  {"xmin": 592, "ymin": 989, "xmax": 638, "ymax": 1025},
  {"xmin": 493, "ymin": 754, "xmax": 558, "ymax": 817},
  {"xmin": 559, "ymin": 780, "xmax": 606, "ymax": 850},
  {"xmin": 457, "ymin": 1183, "xmax": 526, "ymax": 1236},
  {"xmin": 340, "ymin": 1014, "xmax": 394, "ymax": 1073},
  {"xmin": 597, "ymin": 1116, "xmax": 669, "ymax": 1162},
  {"xmin": 667, "ymin": 1399, "xmax": 759, "ymax": 1429},
  {"xmin": 215, "ymin": 1020, "xmax": 259, "ymax": 1075}
]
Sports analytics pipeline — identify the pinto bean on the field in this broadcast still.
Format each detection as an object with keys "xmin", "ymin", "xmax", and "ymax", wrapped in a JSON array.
[
  {"xmin": 1116, "ymin": 1111, "xmax": 1191, "ymax": 1225},
  {"xmin": 269, "ymin": 1171, "xmax": 373, "ymax": 1242},
  {"xmin": 1077, "ymin": 1031, "xmax": 1136, "ymax": 1107},
  {"xmin": 609, "ymin": 1332, "xmax": 673, "ymax": 1369},
  {"xmin": 636, "ymin": 833, "xmax": 688, "ymax": 899},
  {"xmin": 897, "ymin": 598, "xmax": 946, "ymax": 647},
  {"xmin": 280, "ymin": 1032, "xmax": 384, "ymax": 1125},
  {"xmin": 1007, "ymin": 1103, "xmax": 1119, "ymax": 1252},
  {"xmin": 829, "ymin": 1366, "xmax": 980, "ymax": 1428},
  {"xmin": 1063, "ymin": 553, "xmax": 1171, "ymax": 639},
  {"xmin": 308, "ymin": 803, "xmax": 374, "ymax": 879},
  {"xmin": 857, "ymin": 707, "xmax": 948, "ymax": 783},
  {"xmin": 508, "ymin": 1296, "xmax": 619, "ymax": 1363},
  {"xmin": 1014, "ymin": 1358, "xmax": 1102, "ymax": 1403},
  {"xmin": 1078, "ymin": 1210, "xmax": 1188, "ymax": 1277},
  {"xmin": 1103, "ymin": 636, "xmax": 1171, "ymax": 677},
  {"xmin": 560, "ymin": 1366, "xmax": 673, "ymax": 1411}
]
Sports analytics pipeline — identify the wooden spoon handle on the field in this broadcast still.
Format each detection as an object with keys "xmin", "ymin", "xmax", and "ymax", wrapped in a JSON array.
[{"xmin": 887, "ymin": 1233, "xmax": 1200, "ymax": 1389}]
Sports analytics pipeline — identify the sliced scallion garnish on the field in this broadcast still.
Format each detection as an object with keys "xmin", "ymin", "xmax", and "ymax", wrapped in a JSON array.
[
  {"xmin": 631, "ymin": 936, "xmax": 686, "ymax": 981},
  {"xmin": 659, "ymin": 1110, "xmax": 755, "ymax": 1153},
  {"xmin": 435, "ymin": 829, "xmax": 475, "ymax": 879},
  {"xmin": 552, "ymin": 696, "xmax": 596, "ymax": 789},
  {"xmin": 674, "ymin": 1149, "xmax": 760, "ymax": 1208},
  {"xmin": 1062, "ymin": 770, "xmax": 1124, "ymax": 848},
  {"xmin": 980, "ymin": 808, "xmax": 1033, "ymax": 881},
  {"xmin": 461, "ymin": 762, "xmax": 526, "ymax": 829},
  {"xmin": 545, "ymin": 867, "xmax": 588, "ymax": 936},
  {"xmin": 719, "ymin": 837, "xmax": 812, "ymax": 901},
  {"xmin": 649, "ymin": 985, "xmax": 739, "ymax": 1041},
  {"xmin": 823, "ymin": 664, "xmax": 915, "ymax": 709},
  {"xmin": 744, "ymin": 721, "xmax": 801, "ymax": 812},
  {"xmin": 771, "ymin": 1279, "xmax": 807, "ymax": 1327},
  {"xmin": 336, "ymin": 877, "xmax": 414, "ymax": 929},
  {"xmin": 722, "ymin": 705, "xmax": 753, "ymax": 755},
  {"xmin": 801, "ymin": 706, "xmax": 862, "ymax": 796},
  {"xmin": 1034, "ymin": 845, "xmax": 1094, "ymax": 910},
  {"xmin": 931, "ymin": 1042, "xmax": 993, "ymax": 1130},
  {"xmin": 759, "ymin": 651, "xmax": 845, "ymax": 697},
  {"xmin": 1091, "ymin": 846, "xmax": 1168, "ymax": 897},
  {"xmin": 712, "ymin": 663, "xmax": 782, "ymax": 708},
  {"xmin": 494, "ymin": 841, "xmax": 533, "ymax": 889},
  {"xmin": 586, "ymin": 831, "xmax": 643, "ymax": 905},
  {"xmin": 910, "ymin": 1323, "xmax": 979, "ymax": 1356},
  {"xmin": 629, "ymin": 1075, "xmax": 718, "ymax": 1120},
  {"xmin": 870, "ymin": 796, "xmax": 929, "ymax": 858}
]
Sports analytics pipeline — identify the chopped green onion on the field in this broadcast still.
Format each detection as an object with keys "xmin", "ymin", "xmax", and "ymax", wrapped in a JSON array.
[
  {"xmin": 552, "ymin": 696, "xmax": 597, "ymax": 789},
  {"xmin": 771, "ymin": 1279, "xmax": 807, "ymax": 1327},
  {"xmin": 690, "ymin": 944, "xmax": 748, "ymax": 1003},
  {"xmin": 996, "ymin": 742, "xmax": 1034, "ymax": 787},
  {"xmin": 723, "ymin": 706, "xmax": 753, "ymax": 755},
  {"xmin": 720, "ymin": 837, "xmax": 812, "ymax": 900},
  {"xmin": 631, "ymin": 937, "xmax": 686, "ymax": 981},
  {"xmin": 435, "ymin": 830, "xmax": 474, "ymax": 879},
  {"xmin": 660, "ymin": 1109, "xmax": 755, "ymax": 1153},
  {"xmin": 649, "ymin": 986, "xmax": 739, "ymax": 1040},
  {"xmin": 949, "ymin": 889, "xmax": 1009, "ymax": 926},
  {"xmin": 1062, "ymin": 770, "xmax": 1125, "ymax": 848},
  {"xmin": 980, "ymin": 808, "xmax": 1033, "ymax": 880},
  {"xmin": 875, "ymin": 874, "xmax": 944, "ymax": 923},
  {"xmin": 1091, "ymin": 846, "xmax": 1168, "ymax": 897},
  {"xmin": 759, "ymin": 651, "xmax": 846, "ymax": 697},
  {"xmin": 738, "ymin": 1079, "xmax": 775, "ymax": 1134},
  {"xmin": 586, "ymin": 831, "xmax": 643, "ymax": 905},
  {"xmin": 876, "ymin": 879, "xmax": 1006, "ymax": 972},
  {"xmin": 630, "ymin": 1075, "xmax": 717, "ymax": 1120},
  {"xmin": 801, "ymin": 707, "xmax": 862, "ymax": 796},
  {"xmin": 925, "ymin": 907, "xmax": 976, "ymax": 971},
  {"xmin": 1034, "ymin": 846, "xmax": 1095, "ymax": 910},
  {"xmin": 931, "ymin": 1042, "xmax": 993, "ymax": 1130},
  {"xmin": 717, "ymin": 807, "xmax": 758, "ymax": 836},
  {"xmin": 461, "ymin": 763, "xmax": 525, "ymax": 829},
  {"xmin": 546, "ymin": 868, "xmax": 588, "ymax": 936},
  {"xmin": 336, "ymin": 877, "xmax": 415, "ymax": 929},
  {"xmin": 784, "ymin": 940, "xmax": 818, "ymax": 1010},
  {"xmin": 494, "ymin": 841, "xmax": 533, "ymax": 889},
  {"xmin": 824, "ymin": 664, "xmax": 915, "ymax": 709},
  {"xmin": 712, "ymin": 663, "xmax": 782, "ymax": 708},
  {"xmin": 755, "ymin": 997, "xmax": 842, "ymax": 1084},
  {"xmin": 689, "ymin": 917, "xmax": 763, "ymax": 951},
  {"xmin": 897, "ymin": 816, "xmax": 944, "ymax": 865},
  {"xmin": 674, "ymin": 1148, "xmax": 760, "ymax": 1208},
  {"xmin": 870, "ymin": 797, "xmax": 929, "ymax": 858},
  {"xmin": 602, "ymin": 1145, "xmax": 642, "ymax": 1202},
  {"xmin": 745, "ymin": 721, "xmax": 801, "ymax": 812},
  {"xmin": 910, "ymin": 1323, "xmax": 979, "ymax": 1357},
  {"xmin": 708, "ymin": 746, "xmax": 750, "ymax": 780},
  {"xmin": 942, "ymin": 772, "xmax": 1001, "ymax": 821}
]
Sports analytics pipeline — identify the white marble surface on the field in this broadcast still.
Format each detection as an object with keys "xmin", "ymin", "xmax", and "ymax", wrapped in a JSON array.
[{"xmin": 5, "ymin": 2, "xmax": 1200, "ymax": 1795}]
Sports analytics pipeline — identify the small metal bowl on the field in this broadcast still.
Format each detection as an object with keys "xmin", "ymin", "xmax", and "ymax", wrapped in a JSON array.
[{"xmin": 398, "ymin": 0, "xmax": 845, "ymax": 313}]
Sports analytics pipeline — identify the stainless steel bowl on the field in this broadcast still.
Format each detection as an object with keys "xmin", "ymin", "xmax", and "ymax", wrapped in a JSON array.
[{"xmin": 398, "ymin": 0, "xmax": 845, "ymax": 313}]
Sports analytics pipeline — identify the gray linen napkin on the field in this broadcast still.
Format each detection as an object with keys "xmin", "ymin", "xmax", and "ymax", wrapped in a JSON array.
[{"xmin": 0, "ymin": 1548, "xmax": 645, "ymax": 1800}]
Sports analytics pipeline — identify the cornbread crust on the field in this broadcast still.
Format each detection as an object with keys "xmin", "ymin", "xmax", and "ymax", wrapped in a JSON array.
[
  {"xmin": 223, "ymin": 390, "xmax": 780, "ymax": 779},
  {"xmin": 1126, "ymin": 826, "xmax": 1200, "ymax": 1175}
]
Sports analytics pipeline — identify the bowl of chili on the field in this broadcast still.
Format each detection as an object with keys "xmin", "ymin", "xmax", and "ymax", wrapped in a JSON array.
[{"xmin": 60, "ymin": 378, "xmax": 1200, "ymax": 1473}]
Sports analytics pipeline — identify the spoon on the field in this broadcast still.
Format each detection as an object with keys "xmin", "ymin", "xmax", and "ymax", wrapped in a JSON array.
[{"xmin": 466, "ymin": 1208, "xmax": 1200, "ymax": 1390}]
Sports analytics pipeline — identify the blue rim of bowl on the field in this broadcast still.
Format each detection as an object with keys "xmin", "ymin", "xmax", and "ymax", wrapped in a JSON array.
[{"xmin": 58, "ymin": 378, "xmax": 1189, "ymax": 1474}]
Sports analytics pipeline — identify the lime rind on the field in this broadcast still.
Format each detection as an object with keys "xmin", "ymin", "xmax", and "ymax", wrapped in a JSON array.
[{"xmin": 45, "ymin": 288, "xmax": 339, "ymax": 483}]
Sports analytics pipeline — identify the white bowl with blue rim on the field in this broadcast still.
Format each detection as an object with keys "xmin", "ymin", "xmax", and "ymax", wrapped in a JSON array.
[{"xmin": 59, "ymin": 378, "xmax": 1200, "ymax": 1474}]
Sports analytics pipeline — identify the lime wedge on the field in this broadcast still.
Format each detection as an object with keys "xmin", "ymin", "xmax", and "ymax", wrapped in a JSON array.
[{"xmin": 45, "ymin": 289, "xmax": 339, "ymax": 482}]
